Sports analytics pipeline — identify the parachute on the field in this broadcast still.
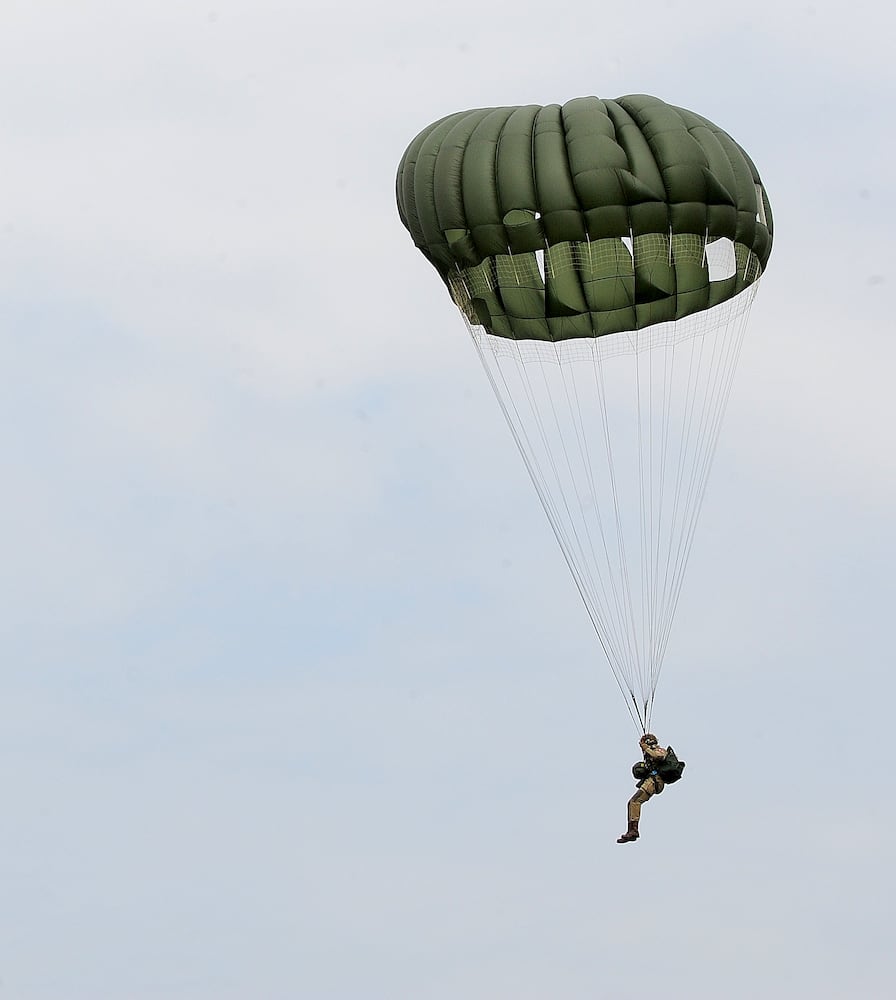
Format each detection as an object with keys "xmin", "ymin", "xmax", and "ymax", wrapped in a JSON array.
[{"xmin": 396, "ymin": 95, "xmax": 773, "ymax": 731}]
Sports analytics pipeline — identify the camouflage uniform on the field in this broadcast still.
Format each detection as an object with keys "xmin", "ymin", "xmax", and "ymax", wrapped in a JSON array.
[
  {"xmin": 627, "ymin": 743, "xmax": 667, "ymax": 822},
  {"xmin": 617, "ymin": 737, "xmax": 668, "ymax": 843}
]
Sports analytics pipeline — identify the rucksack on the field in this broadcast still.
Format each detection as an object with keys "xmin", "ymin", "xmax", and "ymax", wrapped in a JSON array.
[{"xmin": 657, "ymin": 746, "xmax": 686, "ymax": 784}]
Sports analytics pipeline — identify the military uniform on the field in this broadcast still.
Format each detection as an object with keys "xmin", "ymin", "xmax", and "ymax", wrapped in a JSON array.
[
  {"xmin": 617, "ymin": 737, "xmax": 667, "ymax": 843},
  {"xmin": 628, "ymin": 744, "xmax": 667, "ymax": 822}
]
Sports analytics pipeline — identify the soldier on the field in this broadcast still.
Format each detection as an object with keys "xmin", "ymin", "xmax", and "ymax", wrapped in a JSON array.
[{"xmin": 617, "ymin": 733, "xmax": 673, "ymax": 844}]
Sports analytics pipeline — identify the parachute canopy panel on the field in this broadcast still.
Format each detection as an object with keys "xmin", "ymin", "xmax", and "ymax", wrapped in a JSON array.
[{"xmin": 396, "ymin": 94, "xmax": 773, "ymax": 341}]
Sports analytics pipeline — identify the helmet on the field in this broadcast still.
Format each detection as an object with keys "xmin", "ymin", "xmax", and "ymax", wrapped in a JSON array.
[{"xmin": 641, "ymin": 733, "xmax": 658, "ymax": 747}]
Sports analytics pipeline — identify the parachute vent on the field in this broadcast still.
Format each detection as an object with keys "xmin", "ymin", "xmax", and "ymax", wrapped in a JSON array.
[
  {"xmin": 755, "ymin": 184, "xmax": 768, "ymax": 226},
  {"xmin": 706, "ymin": 237, "xmax": 737, "ymax": 283}
]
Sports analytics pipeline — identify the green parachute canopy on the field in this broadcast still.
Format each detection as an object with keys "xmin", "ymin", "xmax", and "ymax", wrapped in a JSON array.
[
  {"xmin": 396, "ymin": 94, "xmax": 773, "ymax": 341},
  {"xmin": 396, "ymin": 95, "xmax": 773, "ymax": 731}
]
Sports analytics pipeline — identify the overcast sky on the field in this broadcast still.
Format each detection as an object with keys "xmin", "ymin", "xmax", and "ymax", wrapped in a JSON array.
[{"xmin": 1, "ymin": 1, "xmax": 895, "ymax": 998}]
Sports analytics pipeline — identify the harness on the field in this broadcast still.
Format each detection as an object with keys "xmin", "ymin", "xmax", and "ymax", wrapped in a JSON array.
[{"xmin": 636, "ymin": 753, "xmax": 664, "ymax": 793}]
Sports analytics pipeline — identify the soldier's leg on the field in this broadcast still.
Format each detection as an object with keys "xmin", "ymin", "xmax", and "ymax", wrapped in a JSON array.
[
  {"xmin": 618, "ymin": 778, "xmax": 656, "ymax": 843},
  {"xmin": 627, "ymin": 777, "xmax": 656, "ymax": 822}
]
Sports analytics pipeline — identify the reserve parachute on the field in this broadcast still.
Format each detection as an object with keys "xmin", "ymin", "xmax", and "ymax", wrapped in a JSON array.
[{"xmin": 396, "ymin": 95, "xmax": 773, "ymax": 730}]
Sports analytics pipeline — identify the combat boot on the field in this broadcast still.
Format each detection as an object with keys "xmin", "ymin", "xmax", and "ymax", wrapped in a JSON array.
[{"xmin": 616, "ymin": 820, "xmax": 639, "ymax": 843}]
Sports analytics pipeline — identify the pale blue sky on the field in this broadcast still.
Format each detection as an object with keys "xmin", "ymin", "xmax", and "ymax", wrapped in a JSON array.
[{"xmin": 1, "ymin": 1, "xmax": 894, "ymax": 998}]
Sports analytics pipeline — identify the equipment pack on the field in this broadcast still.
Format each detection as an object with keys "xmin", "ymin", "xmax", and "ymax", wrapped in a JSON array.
[{"xmin": 657, "ymin": 746, "xmax": 686, "ymax": 784}]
